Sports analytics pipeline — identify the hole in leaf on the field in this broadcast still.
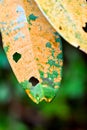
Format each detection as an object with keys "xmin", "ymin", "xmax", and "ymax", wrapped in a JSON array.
[
  {"xmin": 13, "ymin": 52, "xmax": 21, "ymax": 63},
  {"xmin": 82, "ymin": 22, "xmax": 87, "ymax": 32},
  {"xmin": 59, "ymin": 26, "xmax": 62, "ymax": 30},
  {"xmin": 77, "ymin": 45, "xmax": 80, "ymax": 49},
  {"xmin": 29, "ymin": 77, "xmax": 39, "ymax": 86}
]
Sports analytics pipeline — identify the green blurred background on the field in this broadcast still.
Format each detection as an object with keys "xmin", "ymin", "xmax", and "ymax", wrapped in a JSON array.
[{"xmin": 0, "ymin": 32, "xmax": 87, "ymax": 130}]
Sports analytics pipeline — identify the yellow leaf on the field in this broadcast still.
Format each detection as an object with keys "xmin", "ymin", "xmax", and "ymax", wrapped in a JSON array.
[{"xmin": 35, "ymin": 0, "xmax": 87, "ymax": 53}]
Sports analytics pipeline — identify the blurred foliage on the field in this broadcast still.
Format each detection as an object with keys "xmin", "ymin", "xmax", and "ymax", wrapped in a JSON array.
[{"xmin": 0, "ymin": 33, "xmax": 87, "ymax": 130}]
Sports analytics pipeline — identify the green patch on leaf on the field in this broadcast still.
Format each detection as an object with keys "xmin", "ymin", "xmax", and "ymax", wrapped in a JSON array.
[
  {"xmin": 27, "ymin": 13, "xmax": 38, "ymax": 25},
  {"xmin": 46, "ymin": 42, "xmax": 52, "ymax": 48},
  {"xmin": 4, "ymin": 46, "xmax": 9, "ymax": 53},
  {"xmin": 20, "ymin": 80, "xmax": 32, "ymax": 90}
]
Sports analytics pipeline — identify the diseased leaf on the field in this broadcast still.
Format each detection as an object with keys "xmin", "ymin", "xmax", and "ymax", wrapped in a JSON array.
[
  {"xmin": 0, "ymin": 0, "xmax": 63, "ymax": 104},
  {"xmin": 35, "ymin": 0, "xmax": 87, "ymax": 53}
]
